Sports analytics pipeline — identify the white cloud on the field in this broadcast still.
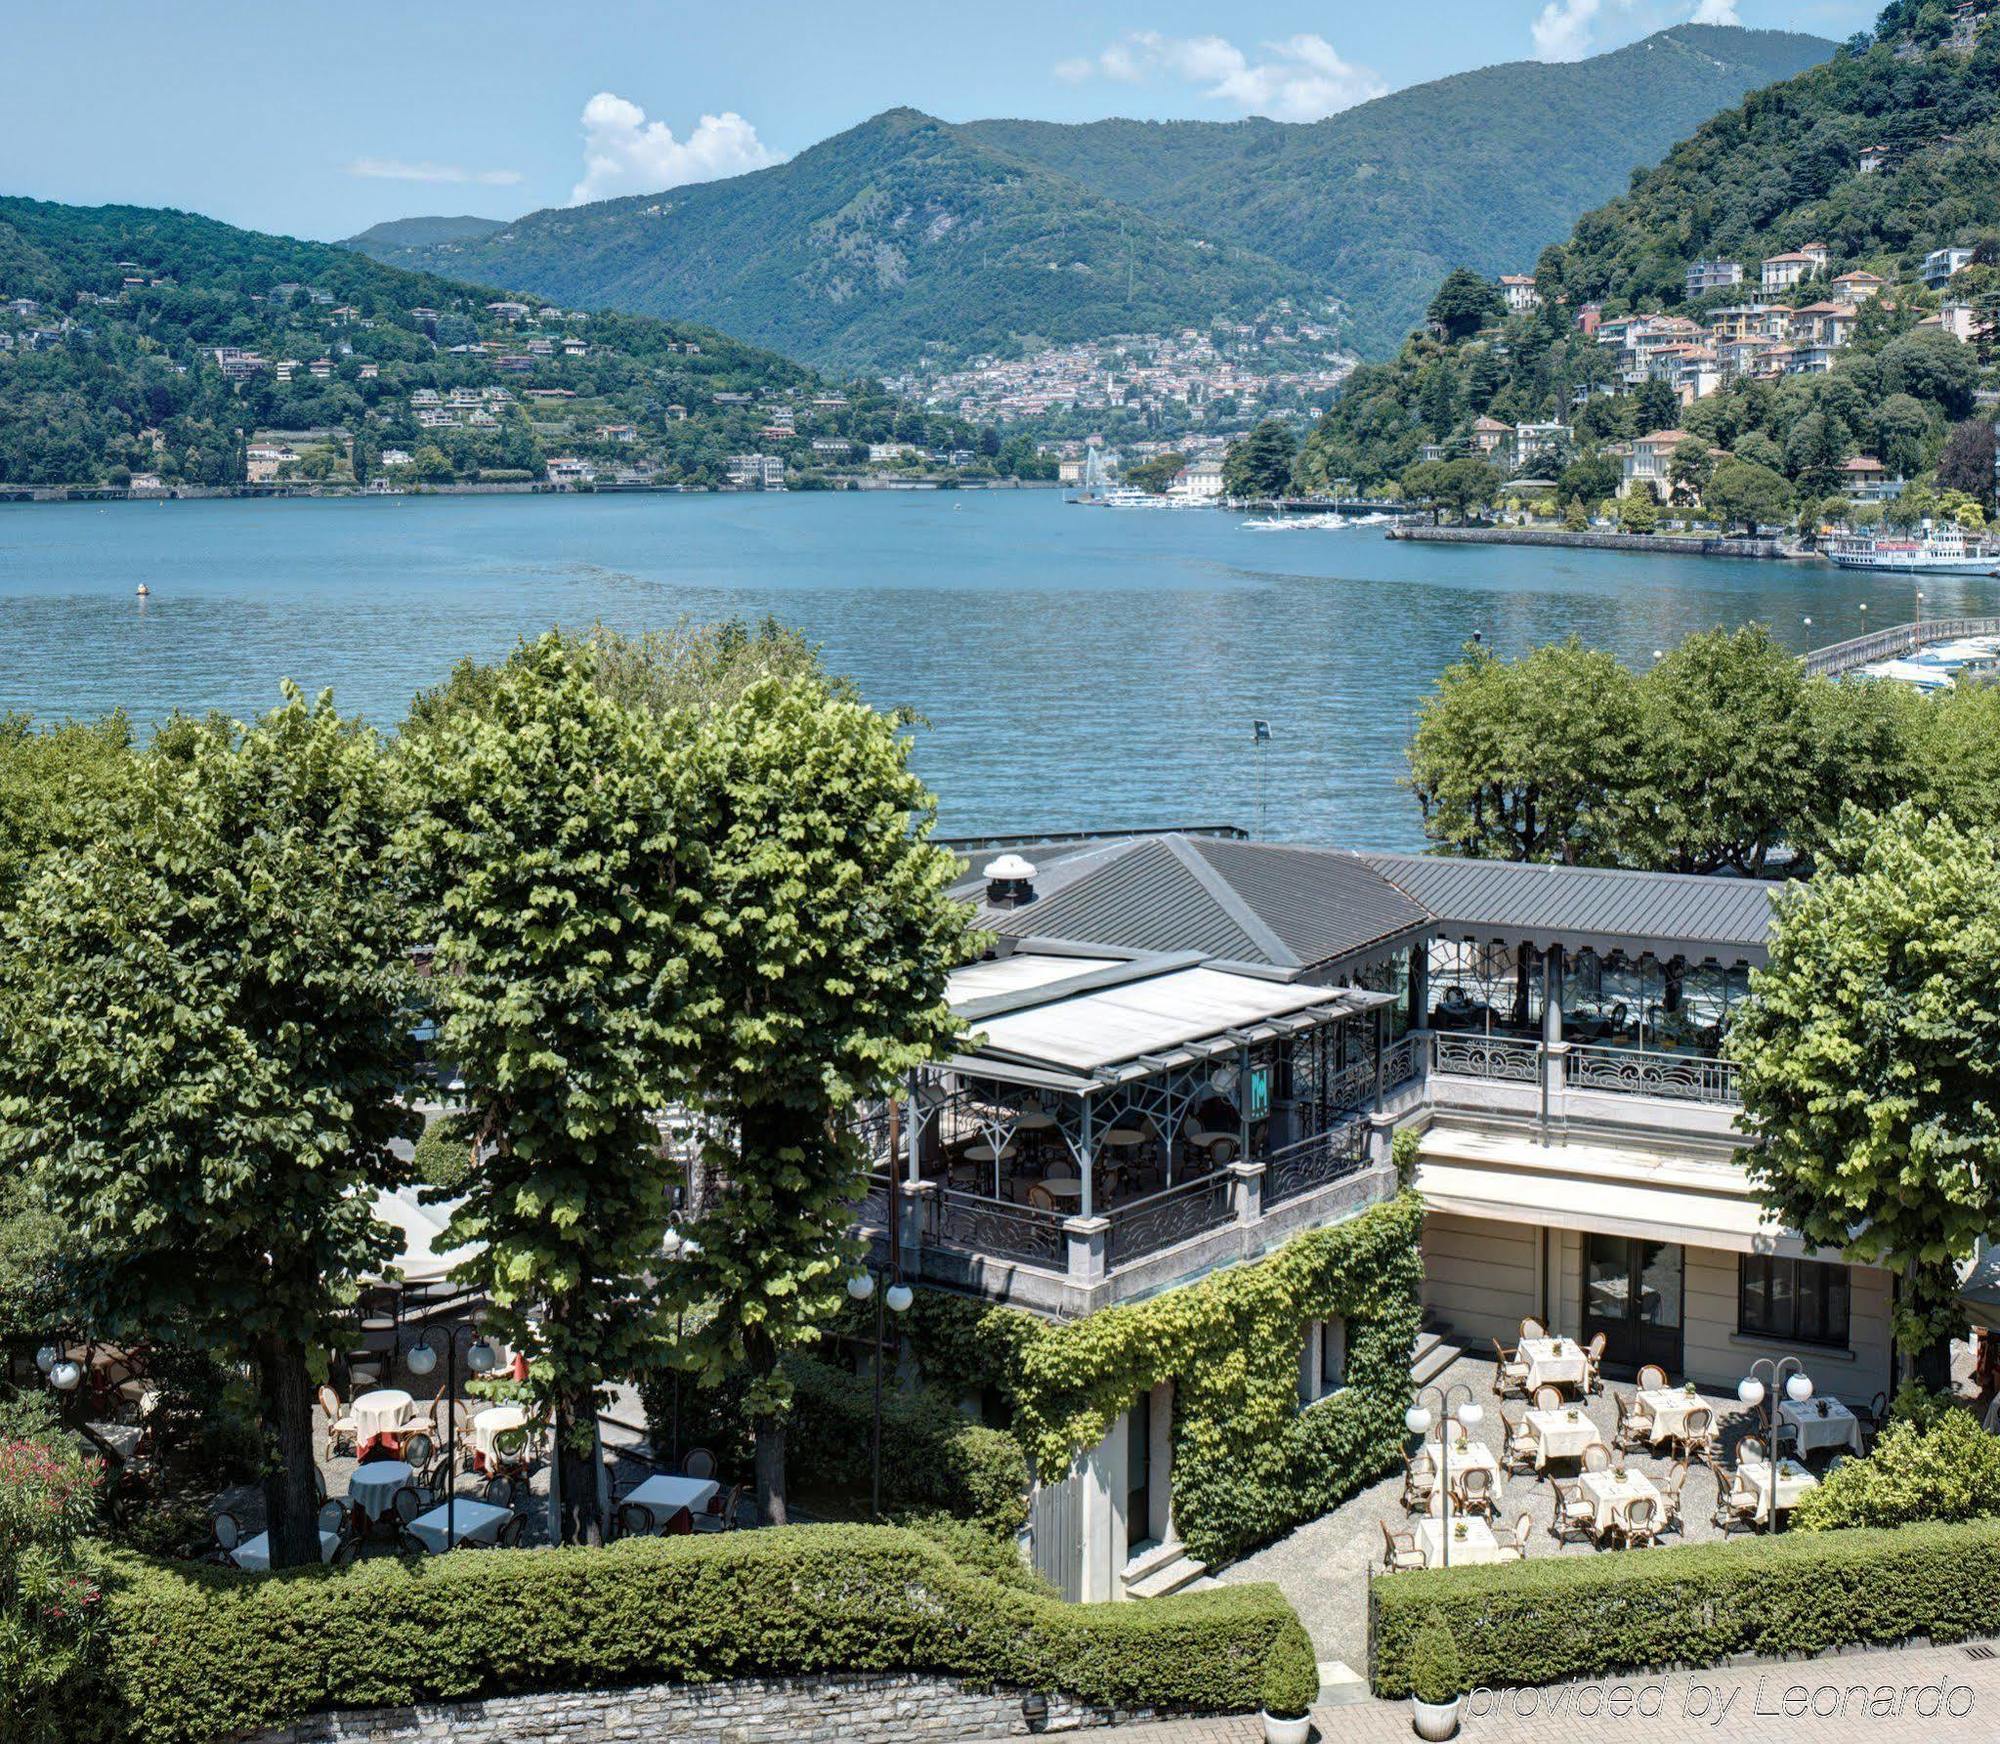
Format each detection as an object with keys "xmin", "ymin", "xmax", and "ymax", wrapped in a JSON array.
[
  {"xmin": 1532, "ymin": 0, "xmax": 1603, "ymax": 60},
  {"xmin": 569, "ymin": 94, "xmax": 782, "ymax": 205},
  {"xmin": 346, "ymin": 158, "xmax": 522, "ymax": 186},
  {"xmin": 1051, "ymin": 31, "xmax": 1387, "ymax": 122},
  {"xmin": 1690, "ymin": 0, "xmax": 1741, "ymax": 22}
]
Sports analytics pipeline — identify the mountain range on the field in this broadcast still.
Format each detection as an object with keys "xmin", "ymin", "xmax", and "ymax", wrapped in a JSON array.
[{"xmin": 347, "ymin": 25, "xmax": 1833, "ymax": 370}]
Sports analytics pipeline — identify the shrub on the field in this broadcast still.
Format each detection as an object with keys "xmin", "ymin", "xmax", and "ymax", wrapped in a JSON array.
[
  {"xmin": 1369, "ymin": 1517, "xmax": 2000, "ymax": 1695},
  {"xmin": 1407, "ymin": 1610, "xmax": 1464, "ymax": 1705},
  {"xmin": 1259, "ymin": 1617, "xmax": 1320, "ymax": 1718},
  {"xmin": 1, "ymin": 1435, "xmax": 108, "ymax": 1744},
  {"xmin": 94, "ymin": 1525, "xmax": 1313, "ymax": 1744},
  {"xmin": 410, "ymin": 1114, "xmax": 477, "ymax": 1193},
  {"xmin": 1791, "ymin": 1408, "xmax": 2000, "ymax": 1530}
]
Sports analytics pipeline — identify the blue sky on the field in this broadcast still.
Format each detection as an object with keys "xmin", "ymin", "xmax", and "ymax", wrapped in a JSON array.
[{"xmin": 3, "ymin": 0, "xmax": 1876, "ymax": 240}]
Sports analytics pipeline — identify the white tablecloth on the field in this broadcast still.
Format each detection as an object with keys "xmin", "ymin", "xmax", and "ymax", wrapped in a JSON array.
[
  {"xmin": 1781, "ymin": 1398, "xmax": 1863, "ymax": 1456},
  {"xmin": 471, "ymin": 1405, "xmax": 531, "ymax": 1466},
  {"xmin": 233, "ymin": 1529, "xmax": 339, "ymax": 1571},
  {"xmin": 1415, "ymin": 1517, "xmax": 1506, "ymax": 1567},
  {"xmin": 1421, "ymin": 1440, "xmax": 1502, "ymax": 1513},
  {"xmin": 624, "ymin": 1473, "xmax": 720, "ymax": 1528},
  {"xmin": 1519, "ymin": 1337, "xmax": 1588, "ymax": 1393},
  {"xmin": 406, "ymin": 1498, "xmax": 513, "ymax": 1553},
  {"xmin": 1527, "ymin": 1408, "xmax": 1605, "ymax": 1468},
  {"xmin": 1639, "ymin": 1388, "xmax": 1712, "ymax": 1444},
  {"xmin": 346, "ymin": 1459, "xmax": 415, "ymax": 1522},
  {"xmin": 351, "ymin": 1388, "xmax": 413, "ymax": 1444},
  {"xmin": 1739, "ymin": 1457, "xmax": 1818, "ymax": 1518},
  {"xmin": 1579, "ymin": 1468, "xmax": 1663, "ymax": 1535}
]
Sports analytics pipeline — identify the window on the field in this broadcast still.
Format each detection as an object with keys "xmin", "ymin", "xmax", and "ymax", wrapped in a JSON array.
[
  {"xmin": 1739, "ymin": 1255, "xmax": 1850, "ymax": 1348},
  {"xmin": 1320, "ymin": 1317, "xmax": 1347, "ymax": 1391}
]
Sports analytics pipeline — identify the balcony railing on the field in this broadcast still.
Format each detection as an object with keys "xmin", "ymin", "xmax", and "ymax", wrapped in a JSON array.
[
  {"xmin": 1263, "ymin": 1117, "xmax": 1371, "ymax": 1209},
  {"xmin": 932, "ymin": 1188, "xmax": 1066, "ymax": 1270},
  {"xmin": 1431, "ymin": 1032, "xmax": 1543, "ymax": 1084},
  {"xmin": 1382, "ymin": 1031, "xmax": 1424, "ymax": 1094},
  {"xmin": 1566, "ymin": 1043, "xmax": 1741, "ymax": 1106},
  {"xmin": 1105, "ymin": 1173, "xmax": 1234, "ymax": 1269}
]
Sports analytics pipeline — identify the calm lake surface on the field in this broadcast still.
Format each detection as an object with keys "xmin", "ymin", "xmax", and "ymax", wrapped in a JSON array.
[{"xmin": 3, "ymin": 489, "xmax": 1991, "ymax": 848}]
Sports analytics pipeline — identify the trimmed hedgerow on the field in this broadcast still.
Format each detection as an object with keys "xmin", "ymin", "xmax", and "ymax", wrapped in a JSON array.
[
  {"xmin": 92, "ymin": 1525, "xmax": 1313, "ymax": 1743},
  {"xmin": 1369, "ymin": 1517, "xmax": 2000, "ymax": 1696},
  {"xmin": 905, "ymin": 1191, "xmax": 1425, "ymax": 1566}
]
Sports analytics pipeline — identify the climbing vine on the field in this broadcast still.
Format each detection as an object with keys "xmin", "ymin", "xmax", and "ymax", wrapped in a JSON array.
[{"xmin": 905, "ymin": 1191, "xmax": 1424, "ymax": 1565}]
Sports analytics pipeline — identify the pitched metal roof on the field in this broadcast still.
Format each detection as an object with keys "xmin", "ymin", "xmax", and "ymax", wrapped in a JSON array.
[{"xmin": 1358, "ymin": 853, "xmax": 1778, "ymax": 963}]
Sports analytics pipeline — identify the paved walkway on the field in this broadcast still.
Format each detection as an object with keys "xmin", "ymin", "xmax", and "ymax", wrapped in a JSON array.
[{"xmin": 1119, "ymin": 1639, "xmax": 2000, "ymax": 1743}]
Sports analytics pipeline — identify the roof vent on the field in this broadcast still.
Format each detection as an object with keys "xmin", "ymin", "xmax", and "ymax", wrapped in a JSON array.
[{"xmin": 984, "ymin": 854, "xmax": 1038, "ymax": 909}]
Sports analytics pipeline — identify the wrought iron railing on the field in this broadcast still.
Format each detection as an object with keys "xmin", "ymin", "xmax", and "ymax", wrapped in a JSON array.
[
  {"xmin": 1105, "ymin": 1173, "xmax": 1234, "ymax": 1269},
  {"xmin": 1430, "ymin": 1032, "xmax": 1543, "ymax": 1084},
  {"xmin": 1566, "ymin": 1043, "xmax": 1741, "ymax": 1106},
  {"xmin": 932, "ymin": 1189, "xmax": 1067, "ymax": 1270},
  {"xmin": 1263, "ymin": 1118, "xmax": 1371, "ymax": 1209},
  {"xmin": 853, "ymin": 1171, "xmax": 894, "ymax": 1235},
  {"xmin": 1382, "ymin": 1031, "xmax": 1424, "ymax": 1093},
  {"xmin": 1323, "ymin": 1056, "xmax": 1377, "ymax": 1112}
]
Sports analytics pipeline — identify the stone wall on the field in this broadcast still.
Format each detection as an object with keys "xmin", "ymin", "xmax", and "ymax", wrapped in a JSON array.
[
  {"xmin": 242, "ymin": 1672, "xmax": 1179, "ymax": 1744},
  {"xmin": 1387, "ymin": 525, "xmax": 1786, "ymax": 559}
]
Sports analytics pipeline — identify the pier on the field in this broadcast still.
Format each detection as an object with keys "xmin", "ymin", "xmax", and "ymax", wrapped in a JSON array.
[{"xmin": 1803, "ymin": 617, "xmax": 2000, "ymax": 678}]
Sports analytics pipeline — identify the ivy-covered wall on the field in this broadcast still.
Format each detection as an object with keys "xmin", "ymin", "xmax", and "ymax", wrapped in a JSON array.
[{"xmin": 906, "ymin": 1190, "xmax": 1425, "ymax": 1566}]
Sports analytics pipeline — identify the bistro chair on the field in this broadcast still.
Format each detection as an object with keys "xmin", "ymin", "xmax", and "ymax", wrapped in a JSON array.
[
  {"xmin": 1658, "ymin": 1462, "xmax": 1689, "ymax": 1535},
  {"xmin": 1738, "ymin": 1434, "xmax": 1766, "ymax": 1466},
  {"xmin": 1491, "ymin": 1341, "xmax": 1529, "ymax": 1398},
  {"xmin": 483, "ymin": 1474, "xmax": 515, "ymax": 1508},
  {"xmin": 331, "ymin": 1534, "xmax": 362, "ymax": 1568},
  {"xmin": 313, "ymin": 1465, "xmax": 328, "ymax": 1506},
  {"xmin": 490, "ymin": 1426, "xmax": 533, "ymax": 1482},
  {"xmin": 1519, "ymin": 1317, "xmax": 1547, "ymax": 1342},
  {"xmin": 1583, "ymin": 1332, "xmax": 1608, "ymax": 1393},
  {"xmin": 1621, "ymin": 1494, "xmax": 1661, "ymax": 1548},
  {"xmin": 692, "ymin": 1485, "xmax": 735, "ymax": 1533},
  {"xmin": 402, "ymin": 1430, "xmax": 437, "ymax": 1472},
  {"xmin": 1532, "ymin": 1383, "xmax": 1565, "ymax": 1412},
  {"xmin": 318, "ymin": 1385, "xmax": 357, "ymax": 1460},
  {"xmin": 211, "ymin": 1512, "xmax": 243, "ymax": 1566},
  {"xmin": 498, "ymin": 1514, "xmax": 529, "ymax": 1549},
  {"xmin": 662, "ymin": 1505, "xmax": 695, "ymax": 1535},
  {"xmin": 1859, "ymin": 1391, "xmax": 1890, "ymax": 1450},
  {"xmin": 1401, "ymin": 1447, "xmax": 1436, "ymax": 1512},
  {"xmin": 1581, "ymin": 1441, "xmax": 1611, "ymax": 1474},
  {"xmin": 681, "ymin": 1446, "xmax": 718, "ymax": 1481},
  {"xmin": 1714, "ymin": 1467, "xmax": 1763, "ymax": 1533},
  {"xmin": 1457, "ymin": 1466, "xmax": 1494, "ymax": 1518},
  {"xmin": 1492, "ymin": 1511, "xmax": 1534, "ymax": 1560},
  {"xmin": 1379, "ymin": 1520, "xmax": 1424, "ymax": 1572},
  {"xmin": 1675, "ymin": 1406, "xmax": 1716, "ymax": 1465},
  {"xmin": 402, "ymin": 1382, "xmax": 449, "ymax": 1440},
  {"xmin": 1026, "ymin": 1184, "xmax": 1058, "ymax": 1211},
  {"xmin": 1548, "ymin": 1477, "xmax": 1595, "ymax": 1544},
  {"xmin": 617, "ymin": 1502, "xmax": 657, "ymax": 1540},
  {"xmin": 1499, "ymin": 1404, "xmax": 1538, "ymax": 1476},
  {"xmin": 392, "ymin": 1484, "xmax": 430, "ymax": 1526},
  {"xmin": 1614, "ymin": 1390, "xmax": 1654, "ymax": 1452},
  {"xmin": 1635, "ymin": 1363, "xmax": 1669, "ymax": 1393},
  {"xmin": 317, "ymin": 1499, "xmax": 351, "ymax": 1544}
]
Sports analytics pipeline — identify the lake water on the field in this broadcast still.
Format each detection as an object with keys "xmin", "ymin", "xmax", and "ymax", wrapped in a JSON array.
[{"xmin": 2, "ymin": 489, "xmax": 1990, "ymax": 848}]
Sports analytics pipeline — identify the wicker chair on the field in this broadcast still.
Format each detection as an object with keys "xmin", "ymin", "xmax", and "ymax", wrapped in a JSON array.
[
  {"xmin": 1635, "ymin": 1363, "xmax": 1670, "ymax": 1393},
  {"xmin": 316, "ymin": 1499, "xmax": 351, "ymax": 1545},
  {"xmin": 1380, "ymin": 1519, "xmax": 1424, "ymax": 1572},
  {"xmin": 1492, "ymin": 1511, "xmax": 1533, "ymax": 1560},
  {"xmin": 1675, "ymin": 1405, "xmax": 1716, "ymax": 1465},
  {"xmin": 483, "ymin": 1474, "xmax": 515, "ymax": 1508},
  {"xmin": 1548, "ymin": 1478, "xmax": 1595, "ymax": 1543},
  {"xmin": 1491, "ymin": 1340, "xmax": 1529, "ymax": 1398},
  {"xmin": 1400, "ymin": 1447, "xmax": 1436, "ymax": 1512},
  {"xmin": 498, "ymin": 1513, "xmax": 529, "ymax": 1549},
  {"xmin": 617, "ymin": 1502, "xmax": 657, "ymax": 1540},
  {"xmin": 1532, "ymin": 1383, "xmax": 1565, "ymax": 1411},
  {"xmin": 1621, "ymin": 1494, "xmax": 1661, "ymax": 1548},
  {"xmin": 401, "ymin": 1382, "xmax": 449, "ymax": 1440},
  {"xmin": 211, "ymin": 1511, "xmax": 243, "ymax": 1567},
  {"xmin": 692, "ymin": 1484, "xmax": 738, "ymax": 1533},
  {"xmin": 318, "ymin": 1385, "xmax": 357, "ymax": 1460},
  {"xmin": 1457, "ymin": 1465, "xmax": 1495, "ymax": 1518},
  {"xmin": 1614, "ymin": 1390, "xmax": 1655, "ymax": 1452},
  {"xmin": 1499, "ymin": 1405, "xmax": 1539, "ymax": 1476},
  {"xmin": 1583, "ymin": 1332, "xmax": 1608, "ymax": 1393},
  {"xmin": 682, "ymin": 1446, "xmax": 718, "ymax": 1481},
  {"xmin": 1657, "ymin": 1461, "xmax": 1689, "ymax": 1535},
  {"xmin": 1581, "ymin": 1441, "xmax": 1611, "ymax": 1474},
  {"xmin": 1519, "ymin": 1317, "xmax": 1547, "ymax": 1341}
]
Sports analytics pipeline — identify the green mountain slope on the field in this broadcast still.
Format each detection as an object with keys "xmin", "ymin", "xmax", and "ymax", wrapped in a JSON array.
[
  {"xmin": 0, "ymin": 196, "xmax": 985, "ymax": 488},
  {"xmin": 964, "ymin": 25, "xmax": 1833, "ymax": 358},
  {"xmin": 346, "ymin": 109, "xmax": 1322, "ymax": 371},
  {"xmin": 1292, "ymin": 12, "xmax": 2000, "ymax": 506},
  {"xmin": 346, "ymin": 214, "xmax": 508, "ymax": 251}
]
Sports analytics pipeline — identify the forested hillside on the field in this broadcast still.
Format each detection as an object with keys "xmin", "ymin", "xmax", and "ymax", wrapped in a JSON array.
[
  {"xmin": 966, "ymin": 26, "xmax": 1831, "ymax": 358},
  {"xmin": 346, "ymin": 109, "xmax": 1322, "ymax": 372},
  {"xmin": 1291, "ymin": 6, "xmax": 2000, "ymax": 527},
  {"xmin": 0, "ymin": 197, "xmax": 993, "ymax": 488}
]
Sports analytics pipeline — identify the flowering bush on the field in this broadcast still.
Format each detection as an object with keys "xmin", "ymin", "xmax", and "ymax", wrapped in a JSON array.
[
  {"xmin": 0, "ymin": 1433, "xmax": 106, "ymax": 1743},
  {"xmin": 1792, "ymin": 1406, "xmax": 2000, "ymax": 1531}
]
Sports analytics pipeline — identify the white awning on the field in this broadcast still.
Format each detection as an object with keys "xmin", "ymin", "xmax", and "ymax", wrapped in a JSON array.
[
  {"xmin": 369, "ymin": 1186, "xmax": 480, "ymax": 1284},
  {"xmin": 1414, "ymin": 1127, "xmax": 1817, "ymax": 1258}
]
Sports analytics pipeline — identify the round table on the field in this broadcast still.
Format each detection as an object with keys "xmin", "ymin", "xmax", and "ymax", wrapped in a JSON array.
[
  {"xmin": 1037, "ymin": 1177, "xmax": 1082, "ymax": 1204},
  {"xmin": 346, "ymin": 1458, "xmax": 414, "ymax": 1522},
  {"xmin": 351, "ymin": 1388, "xmax": 413, "ymax": 1449},
  {"xmin": 963, "ymin": 1141, "xmax": 1016, "ymax": 1164},
  {"xmin": 1012, "ymin": 1110, "xmax": 1057, "ymax": 1131},
  {"xmin": 1101, "ymin": 1127, "xmax": 1146, "ymax": 1148},
  {"xmin": 472, "ymin": 1404, "xmax": 531, "ymax": 1469}
]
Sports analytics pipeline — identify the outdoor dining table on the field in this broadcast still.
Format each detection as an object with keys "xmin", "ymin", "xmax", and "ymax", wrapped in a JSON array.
[
  {"xmin": 1101, "ymin": 1127, "xmax": 1147, "ymax": 1148},
  {"xmin": 470, "ymin": 1404, "xmax": 531, "ymax": 1470},
  {"xmin": 346, "ymin": 1458, "xmax": 415, "ymax": 1523},
  {"xmin": 1781, "ymin": 1397, "xmax": 1863, "ymax": 1457},
  {"xmin": 350, "ymin": 1387, "xmax": 413, "ymax": 1454},
  {"xmin": 233, "ymin": 1528, "xmax": 340, "ymax": 1571},
  {"xmin": 1578, "ymin": 1467, "xmax": 1663, "ymax": 1537},
  {"xmin": 1518, "ymin": 1336, "xmax": 1588, "ymax": 1393},
  {"xmin": 1414, "ymin": 1516, "xmax": 1507, "ymax": 1567},
  {"xmin": 963, "ymin": 1140, "xmax": 1016, "ymax": 1164},
  {"xmin": 406, "ymin": 1497, "xmax": 513, "ymax": 1553},
  {"xmin": 1037, "ymin": 1177, "xmax": 1082, "ymax": 1204},
  {"xmin": 624, "ymin": 1473, "xmax": 721, "ymax": 1530},
  {"xmin": 1739, "ymin": 1456, "xmax": 1818, "ymax": 1519},
  {"xmin": 1421, "ymin": 1438, "xmax": 1502, "ymax": 1512},
  {"xmin": 1639, "ymin": 1387, "xmax": 1710, "ymax": 1445},
  {"xmin": 1526, "ymin": 1407, "xmax": 1606, "ymax": 1469}
]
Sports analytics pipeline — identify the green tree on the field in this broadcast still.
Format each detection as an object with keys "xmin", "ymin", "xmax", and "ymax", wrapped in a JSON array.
[
  {"xmin": 1667, "ymin": 438, "xmax": 1713, "ymax": 507},
  {"xmin": 1408, "ymin": 637, "xmax": 1643, "ymax": 863},
  {"xmin": 1617, "ymin": 488, "xmax": 1658, "ymax": 533},
  {"xmin": 0, "ymin": 712, "xmax": 134, "ymax": 912},
  {"xmin": 1425, "ymin": 269, "xmax": 1504, "ymax": 342},
  {"xmin": 1878, "ymin": 328, "xmax": 1980, "ymax": 419},
  {"xmin": 1871, "ymin": 393, "xmax": 1932, "ymax": 481},
  {"xmin": 0, "ymin": 1430, "xmax": 103, "ymax": 1744},
  {"xmin": 1221, "ymin": 419, "xmax": 1299, "ymax": 499},
  {"xmin": 667, "ymin": 674, "xmax": 971, "ymax": 1521},
  {"xmin": 0, "ymin": 690, "xmax": 416, "ymax": 1568},
  {"xmin": 1633, "ymin": 379, "xmax": 1679, "ymax": 437},
  {"xmin": 411, "ymin": 443, "xmax": 453, "ymax": 483},
  {"xmin": 1125, "ymin": 451, "xmax": 1187, "ymax": 495},
  {"xmin": 1782, "ymin": 409, "xmax": 1850, "ymax": 499},
  {"xmin": 398, "ymin": 634, "xmax": 706, "ymax": 1546},
  {"xmin": 1727, "ymin": 806, "xmax": 2000, "ymax": 1389},
  {"xmin": 1706, "ymin": 457, "xmax": 1795, "ymax": 534},
  {"xmin": 1561, "ymin": 497, "xmax": 1589, "ymax": 531},
  {"xmin": 1936, "ymin": 417, "xmax": 1997, "ymax": 505}
]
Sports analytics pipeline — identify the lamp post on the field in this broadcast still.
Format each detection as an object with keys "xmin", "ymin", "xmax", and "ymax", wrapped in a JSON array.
[
  {"xmin": 848, "ymin": 1267, "xmax": 914, "ymax": 1518},
  {"xmin": 658, "ymin": 1223, "xmax": 701, "ymax": 1469},
  {"xmin": 1736, "ymin": 1357, "xmax": 1812, "ymax": 1533},
  {"xmin": 1404, "ymin": 1382, "xmax": 1483, "ymax": 1567},
  {"xmin": 403, "ymin": 1323, "xmax": 497, "ymax": 1549}
]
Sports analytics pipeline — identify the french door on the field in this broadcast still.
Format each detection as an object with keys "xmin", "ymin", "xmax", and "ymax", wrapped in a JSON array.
[{"xmin": 1582, "ymin": 1235, "xmax": 1685, "ymax": 1376}]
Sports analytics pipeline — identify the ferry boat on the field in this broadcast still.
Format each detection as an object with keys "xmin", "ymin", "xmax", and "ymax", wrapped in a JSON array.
[{"xmin": 1825, "ymin": 524, "xmax": 2000, "ymax": 575}]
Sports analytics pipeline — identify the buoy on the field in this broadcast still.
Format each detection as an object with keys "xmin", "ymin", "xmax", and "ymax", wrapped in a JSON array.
[{"xmin": 136, "ymin": 583, "xmax": 150, "ymax": 597}]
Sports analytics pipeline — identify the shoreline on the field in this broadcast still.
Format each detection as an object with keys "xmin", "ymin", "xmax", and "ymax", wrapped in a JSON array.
[
  {"xmin": 0, "ymin": 476, "xmax": 1067, "ymax": 507},
  {"xmin": 1386, "ymin": 524, "xmax": 1803, "ymax": 561}
]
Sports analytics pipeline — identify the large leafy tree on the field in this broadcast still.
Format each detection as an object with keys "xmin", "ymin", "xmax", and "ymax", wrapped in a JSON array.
[
  {"xmin": 1222, "ymin": 419, "xmax": 1299, "ymax": 499},
  {"xmin": 1705, "ymin": 457, "xmax": 1795, "ymax": 535},
  {"xmin": 398, "ymin": 633, "xmax": 708, "ymax": 1547},
  {"xmin": 1425, "ymin": 268, "xmax": 1504, "ymax": 342},
  {"xmin": 0, "ymin": 689, "xmax": 415, "ymax": 1567},
  {"xmin": 666, "ymin": 674, "xmax": 971, "ymax": 1522},
  {"xmin": 1727, "ymin": 806, "xmax": 2000, "ymax": 1389}
]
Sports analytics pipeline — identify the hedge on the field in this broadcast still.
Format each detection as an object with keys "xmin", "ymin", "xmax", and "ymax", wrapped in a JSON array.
[
  {"xmin": 90, "ymin": 1526, "xmax": 1312, "ymax": 1743},
  {"xmin": 1370, "ymin": 1516, "xmax": 2000, "ymax": 1696}
]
